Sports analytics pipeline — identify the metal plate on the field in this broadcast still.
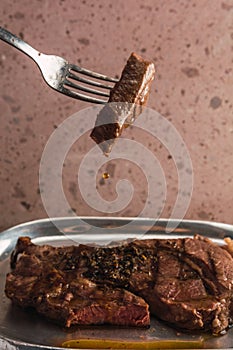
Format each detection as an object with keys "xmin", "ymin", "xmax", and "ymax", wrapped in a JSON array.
[{"xmin": 1, "ymin": 217, "xmax": 233, "ymax": 349}]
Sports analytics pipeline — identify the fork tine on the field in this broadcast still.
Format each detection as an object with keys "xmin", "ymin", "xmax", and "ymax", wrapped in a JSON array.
[
  {"xmin": 68, "ymin": 71, "xmax": 114, "ymax": 90},
  {"xmin": 69, "ymin": 64, "xmax": 118, "ymax": 83},
  {"xmin": 61, "ymin": 87, "xmax": 107, "ymax": 104},
  {"xmin": 64, "ymin": 79, "xmax": 110, "ymax": 97}
]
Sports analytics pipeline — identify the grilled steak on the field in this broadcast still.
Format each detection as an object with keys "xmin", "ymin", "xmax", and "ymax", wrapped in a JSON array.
[
  {"xmin": 90, "ymin": 52, "xmax": 155, "ymax": 155},
  {"xmin": 5, "ymin": 235, "xmax": 233, "ymax": 334},
  {"xmin": 5, "ymin": 237, "xmax": 149, "ymax": 327}
]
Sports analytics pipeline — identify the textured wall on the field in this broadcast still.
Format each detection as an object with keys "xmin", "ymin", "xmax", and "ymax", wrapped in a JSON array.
[{"xmin": 0, "ymin": 0, "xmax": 233, "ymax": 231}]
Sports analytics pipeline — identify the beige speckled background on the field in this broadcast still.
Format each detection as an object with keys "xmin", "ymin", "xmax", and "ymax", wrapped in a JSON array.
[{"xmin": 0, "ymin": 0, "xmax": 233, "ymax": 231}]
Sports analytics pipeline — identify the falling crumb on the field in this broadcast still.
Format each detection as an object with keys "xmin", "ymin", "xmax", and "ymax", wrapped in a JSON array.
[{"xmin": 102, "ymin": 172, "xmax": 110, "ymax": 180}]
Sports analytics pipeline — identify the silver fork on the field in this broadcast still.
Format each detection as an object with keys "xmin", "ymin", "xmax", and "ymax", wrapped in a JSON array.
[{"xmin": 0, "ymin": 27, "xmax": 118, "ymax": 104}]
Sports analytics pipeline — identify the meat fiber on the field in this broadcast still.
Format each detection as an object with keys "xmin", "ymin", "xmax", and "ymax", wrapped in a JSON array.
[{"xmin": 5, "ymin": 235, "xmax": 233, "ymax": 334}]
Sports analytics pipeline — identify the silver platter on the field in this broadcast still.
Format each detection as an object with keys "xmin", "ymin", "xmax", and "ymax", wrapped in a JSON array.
[{"xmin": 1, "ymin": 217, "xmax": 233, "ymax": 349}]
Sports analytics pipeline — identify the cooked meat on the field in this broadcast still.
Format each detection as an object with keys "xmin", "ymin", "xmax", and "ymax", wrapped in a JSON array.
[
  {"xmin": 90, "ymin": 52, "xmax": 155, "ymax": 155},
  {"xmin": 6, "ymin": 237, "xmax": 149, "ymax": 328},
  {"xmin": 5, "ymin": 235, "xmax": 233, "ymax": 334}
]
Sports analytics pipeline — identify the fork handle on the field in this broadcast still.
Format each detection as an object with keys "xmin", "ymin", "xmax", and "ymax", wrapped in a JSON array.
[{"xmin": 0, "ymin": 27, "xmax": 40, "ymax": 63}]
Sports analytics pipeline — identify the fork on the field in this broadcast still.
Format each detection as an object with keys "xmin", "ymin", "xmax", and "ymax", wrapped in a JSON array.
[{"xmin": 0, "ymin": 27, "xmax": 118, "ymax": 104}]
